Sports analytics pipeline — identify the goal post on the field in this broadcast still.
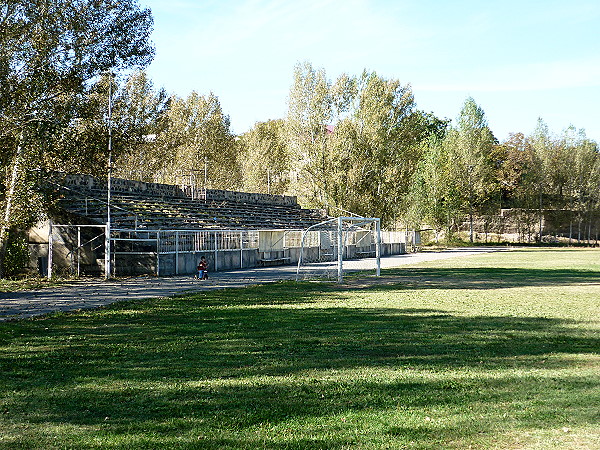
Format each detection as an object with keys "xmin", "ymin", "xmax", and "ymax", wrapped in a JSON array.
[{"xmin": 296, "ymin": 216, "xmax": 381, "ymax": 283}]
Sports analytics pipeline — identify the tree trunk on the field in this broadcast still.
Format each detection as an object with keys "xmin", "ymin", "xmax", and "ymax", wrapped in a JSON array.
[
  {"xmin": 0, "ymin": 138, "xmax": 24, "ymax": 278},
  {"xmin": 469, "ymin": 211, "xmax": 473, "ymax": 243},
  {"xmin": 569, "ymin": 198, "xmax": 573, "ymax": 245}
]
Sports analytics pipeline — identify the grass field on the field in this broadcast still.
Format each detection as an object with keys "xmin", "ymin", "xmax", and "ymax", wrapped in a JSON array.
[{"xmin": 1, "ymin": 248, "xmax": 599, "ymax": 449}]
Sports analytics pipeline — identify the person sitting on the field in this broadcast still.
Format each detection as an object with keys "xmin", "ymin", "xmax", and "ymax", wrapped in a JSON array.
[{"xmin": 196, "ymin": 256, "xmax": 208, "ymax": 280}]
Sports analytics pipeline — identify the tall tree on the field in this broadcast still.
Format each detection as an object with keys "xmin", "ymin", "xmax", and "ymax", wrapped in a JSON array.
[
  {"xmin": 0, "ymin": 0, "xmax": 154, "ymax": 276},
  {"xmin": 496, "ymin": 132, "xmax": 540, "ymax": 209},
  {"xmin": 285, "ymin": 63, "xmax": 448, "ymax": 225},
  {"xmin": 529, "ymin": 118, "xmax": 562, "ymax": 240},
  {"xmin": 285, "ymin": 61, "xmax": 333, "ymax": 206},
  {"xmin": 405, "ymin": 136, "xmax": 456, "ymax": 241},
  {"xmin": 444, "ymin": 97, "xmax": 498, "ymax": 242},
  {"xmin": 240, "ymin": 119, "xmax": 289, "ymax": 195},
  {"xmin": 328, "ymin": 70, "xmax": 421, "ymax": 224},
  {"xmin": 48, "ymin": 71, "xmax": 169, "ymax": 179},
  {"xmin": 112, "ymin": 71, "xmax": 170, "ymax": 181},
  {"xmin": 156, "ymin": 92, "xmax": 240, "ymax": 190},
  {"xmin": 561, "ymin": 126, "xmax": 599, "ymax": 242}
]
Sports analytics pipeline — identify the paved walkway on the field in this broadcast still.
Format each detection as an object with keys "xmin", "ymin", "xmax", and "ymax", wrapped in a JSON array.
[{"xmin": 0, "ymin": 248, "xmax": 504, "ymax": 321}]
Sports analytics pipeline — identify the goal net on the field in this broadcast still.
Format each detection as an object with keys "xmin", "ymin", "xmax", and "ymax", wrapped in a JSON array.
[{"xmin": 295, "ymin": 217, "xmax": 381, "ymax": 282}]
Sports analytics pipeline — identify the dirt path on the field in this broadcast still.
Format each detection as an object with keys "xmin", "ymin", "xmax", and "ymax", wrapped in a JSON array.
[{"xmin": 0, "ymin": 247, "xmax": 505, "ymax": 321}]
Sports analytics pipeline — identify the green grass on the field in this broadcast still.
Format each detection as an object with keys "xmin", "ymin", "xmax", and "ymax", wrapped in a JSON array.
[{"xmin": 1, "ymin": 248, "xmax": 599, "ymax": 449}]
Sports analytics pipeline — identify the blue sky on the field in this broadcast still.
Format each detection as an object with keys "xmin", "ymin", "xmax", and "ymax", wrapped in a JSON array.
[{"xmin": 139, "ymin": 0, "xmax": 600, "ymax": 142}]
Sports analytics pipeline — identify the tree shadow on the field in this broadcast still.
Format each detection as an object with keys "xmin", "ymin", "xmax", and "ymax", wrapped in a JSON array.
[
  {"xmin": 1, "ymin": 278, "xmax": 599, "ymax": 447},
  {"xmin": 345, "ymin": 266, "xmax": 600, "ymax": 291}
]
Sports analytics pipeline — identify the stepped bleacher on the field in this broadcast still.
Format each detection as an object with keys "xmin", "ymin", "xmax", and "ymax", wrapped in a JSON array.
[{"xmin": 54, "ymin": 174, "xmax": 328, "ymax": 230}]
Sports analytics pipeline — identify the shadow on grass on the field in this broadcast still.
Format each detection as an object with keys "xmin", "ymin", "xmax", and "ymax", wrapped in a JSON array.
[
  {"xmin": 1, "ymin": 280, "xmax": 599, "ymax": 448},
  {"xmin": 24, "ymin": 305, "xmax": 596, "ymax": 379},
  {"xmin": 2, "ymin": 258, "xmax": 600, "ymax": 446},
  {"xmin": 346, "ymin": 266, "xmax": 600, "ymax": 291}
]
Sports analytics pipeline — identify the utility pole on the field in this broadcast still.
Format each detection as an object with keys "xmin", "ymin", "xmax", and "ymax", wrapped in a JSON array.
[
  {"xmin": 468, "ymin": 165, "xmax": 474, "ymax": 244},
  {"xmin": 204, "ymin": 156, "xmax": 208, "ymax": 191},
  {"xmin": 105, "ymin": 72, "xmax": 113, "ymax": 279}
]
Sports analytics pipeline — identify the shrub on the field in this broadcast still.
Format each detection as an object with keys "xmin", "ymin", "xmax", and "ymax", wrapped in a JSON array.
[{"xmin": 4, "ymin": 233, "xmax": 29, "ymax": 277}]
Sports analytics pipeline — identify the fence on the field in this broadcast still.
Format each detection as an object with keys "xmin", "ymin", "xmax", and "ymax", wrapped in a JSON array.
[{"xmin": 42, "ymin": 224, "xmax": 408, "ymax": 278}]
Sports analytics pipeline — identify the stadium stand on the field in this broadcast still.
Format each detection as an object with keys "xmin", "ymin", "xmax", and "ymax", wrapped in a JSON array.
[{"xmin": 54, "ymin": 174, "xmax": 328, "ymax": 230}]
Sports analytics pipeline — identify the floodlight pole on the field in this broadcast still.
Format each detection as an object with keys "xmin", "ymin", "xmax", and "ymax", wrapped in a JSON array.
[
  {"xmin": 376, "ymin": 218, "xmax": 381, "ymax": 277},
  {"xmin": 468, "ymin": 164, "xmax": 474, "ymax": 244},
  {"xmin": 47, "ymin": 220, "xmax": 53, "ymax": 279},
  {"xmin": 105, "ymin": 71, "xmax": 113, "ymax": 279},
  {"xmin": 337, "ymin": 216, "xmax": 343, "ymax": 283}
]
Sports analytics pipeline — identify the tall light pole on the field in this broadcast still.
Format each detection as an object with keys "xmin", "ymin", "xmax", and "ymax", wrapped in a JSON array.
[
  {"xmin": 105, "ymin": 72, "xmax": 114, "ymax": 279},
  {"xmin": 468, "ymin": 164, "xmax": 474, "ymax": 244}
]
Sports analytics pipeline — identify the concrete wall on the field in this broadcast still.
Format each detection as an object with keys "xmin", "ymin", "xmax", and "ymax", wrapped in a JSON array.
[
  {"xmin": 62, "ymin": 174, "xmax": 300, "ymax": 207},
  {"xmin": 149, "ymin": 241, "xmax": 406, "ymax": 277},
  {"xmin": 63, "ymin": 174, "xmax": 185, "ymax": 198},
  {"xmin": 27, "ymin": 213, "xmax": 407, "ymax": 277},
  {"xmin": 155, "ymin": 249, "xmax": 259, "ymax": 276},
  {"xmin": 27, "ymin": 220, "xmax": 107, "ymax": 277},
  {"xmin": 201, "ymin": 189, "xmax": 298, "ymax": 207}
]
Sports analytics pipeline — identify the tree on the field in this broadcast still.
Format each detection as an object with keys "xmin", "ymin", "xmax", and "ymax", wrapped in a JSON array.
[
  {"xmin": 285, "ymin": 61, "xmax": 333, "ymax": 206},
  {"xmin": 496, "ymin": 133, "xmax": 539, "ymax": 209},
  {"xmin": 561, "ymin": 126, "xmax": 599, "ymax": 242},
  {"xmin": 529, "ymin": 118, "xmax": 562, "ymax": 241},
  {"xmin": 47, "ymin": 71, "xmax": 169, "ymax": 180},
  {"xmin": 156, "ymin": 92, "xmax": 240, "ymax": 190},
  {"xmin": 443, "ymin": 97, "xmax": 498, "ymax": 242},
  {"xmin": 285, "ymin": 63, "xmax": 449, "ymax": 226},
  {"xmin": 0, "ymin": 0, "xmax": 154, "ymax": 277},
  {"xmin": 112, "ymin": 71, "xmax": 170, "ymax": 181},
  {"xmin": 405, "ymin": 136, "xmax": 455, "ymax": 241},
  {"xmin": 328, "ymin": 70, "xmax": 422, "ymax": 225},
  {"xmin": 239, "ymin": 119, "xmax": 289, "ymax": 194}
]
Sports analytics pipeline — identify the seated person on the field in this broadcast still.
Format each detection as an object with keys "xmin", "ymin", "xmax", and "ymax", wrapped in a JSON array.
[{"xmin": 196, "ymin": 256, "xmax": 208, "ymax": 280}]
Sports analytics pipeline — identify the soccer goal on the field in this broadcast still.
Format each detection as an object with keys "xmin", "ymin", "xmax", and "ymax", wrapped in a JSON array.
[{"xmin": 295, "ymin": 216, "xmax": 381, "ymax": 283}]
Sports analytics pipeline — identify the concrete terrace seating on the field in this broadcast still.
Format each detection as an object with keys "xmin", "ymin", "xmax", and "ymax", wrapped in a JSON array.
[{"xmin": 55, "ymin": 175, "xmax": 328, "ymax": 230}]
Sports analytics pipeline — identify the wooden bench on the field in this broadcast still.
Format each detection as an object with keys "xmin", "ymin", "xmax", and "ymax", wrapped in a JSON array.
[
  {"xmin": 356, "ymin": 251, "xmax": 375, "ymax": 258},
  {"xmin": 258, "ymin": 256, "xmax": 291, "ymax": 267}
]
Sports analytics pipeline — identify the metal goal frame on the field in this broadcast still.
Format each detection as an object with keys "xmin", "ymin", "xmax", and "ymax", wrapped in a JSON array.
[{"xmin": 296, "ymin": 216, "xmax": 381, "ymax": 283}]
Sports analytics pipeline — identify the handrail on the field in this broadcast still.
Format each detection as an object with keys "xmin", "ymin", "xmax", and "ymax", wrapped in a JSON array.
[{"xmin": 48, "ymin": 179, "xmax": 141, "ymax": 227}]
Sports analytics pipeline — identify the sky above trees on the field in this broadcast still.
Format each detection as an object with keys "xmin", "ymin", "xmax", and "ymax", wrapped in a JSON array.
[{"xmin": 140, "ymin": 0, "xmax": 600, "ymax": 142}]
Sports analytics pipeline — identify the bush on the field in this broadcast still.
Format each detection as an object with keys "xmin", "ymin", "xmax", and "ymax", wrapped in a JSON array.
[{"xmin": 4, "ymin": 234, "xmax": 29, "ymax": 277}]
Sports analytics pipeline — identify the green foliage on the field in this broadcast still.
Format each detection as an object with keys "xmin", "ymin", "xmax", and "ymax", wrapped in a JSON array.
[
  {"xmin": 405, "ymin": 137, "xmax": 454, "ymax": 234},
  {"xmin": 285, "ymin": 61, "xmax": 333, "ymax": 206},
  {"xmin": 406, "ymin": 98, "xmax": 498, "ymax": 235},
  {"xmin": 332, "ymin": 70, "xmax": 421, "ymax": 224},
  {"xmin": 240, "ymin": 119, "xmax": 289, "ymax": 194},
  {"xmin": 111, "ymin": 71, "xmax": 170, "ymax": 181},
  {"xmin": 285, "ymin": 63, "xmax": 448, "ymax": 225},
  {"xmin": 495, "ymin": 132, "xmax": 540, "ymax": 208},
  {"xmin": 0, "ymin": 0, "xmax": 155, "ymax": 277},
  {"xmin": 2, "ymin": 233, "xmax": 29, "ymax": 277},
  {"xmin": 156, "ymin": 92, "xmax": 240, "ymax": 189},
  {"xmin": 446, "ymin": 97, "xmax": 499, "ymax": 212},
  {"xmin": 0, "ymin": 0, "xmax": 154, "ymax": 139}
]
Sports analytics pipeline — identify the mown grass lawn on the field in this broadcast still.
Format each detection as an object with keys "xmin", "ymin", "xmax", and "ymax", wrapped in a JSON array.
[{"xmin": 1, "ymin": 248, "xmax": 599, "ymax": 449}]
